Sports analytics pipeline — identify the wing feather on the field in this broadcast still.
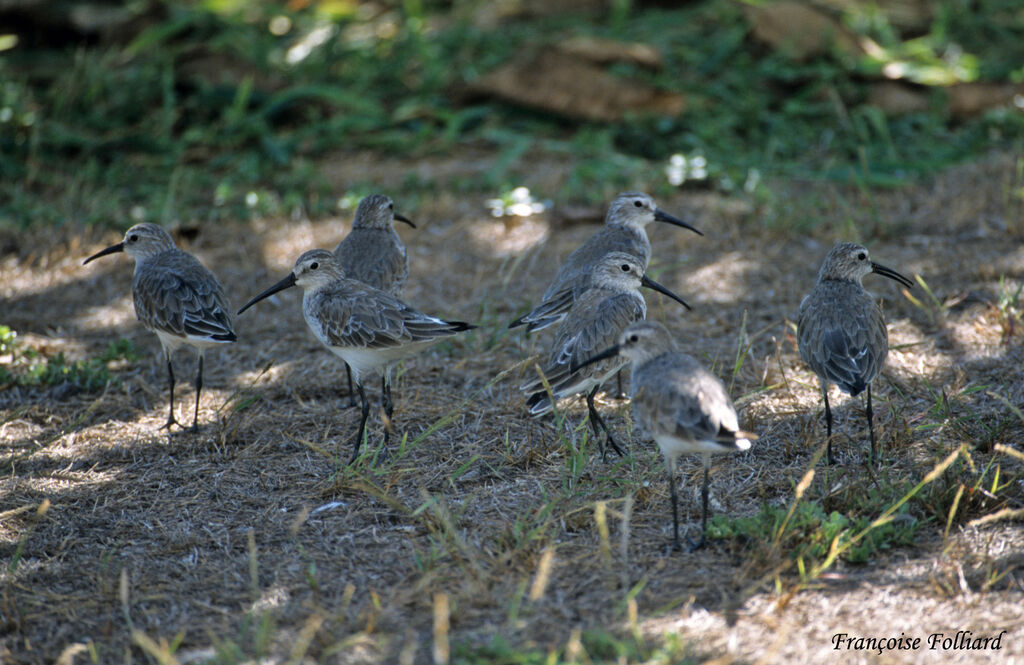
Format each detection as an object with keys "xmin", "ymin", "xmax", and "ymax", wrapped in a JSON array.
[
  {"xmin": 133, "ymin": 251, "xmax": 235, "ymax": 343},
  {"xmin": 309, "ymin": 283, "xmax": 465, "ymax": 350},
  {"xmin": 523, "ymin": 290, "xmax": 645, "ymax": 412},
  {"xmin": 798, "ymin": 286, "xmax": 887, "ymax": 396}
]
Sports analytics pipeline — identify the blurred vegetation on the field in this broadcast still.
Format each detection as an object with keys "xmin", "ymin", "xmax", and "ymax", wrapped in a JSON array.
[
  {"xmin": 0, "ymin": 325, "xmax": 137, "ymax": 391},
  {"xmin": 1, "ymin": 0, "xmax": 1023, "ymax": 229}
]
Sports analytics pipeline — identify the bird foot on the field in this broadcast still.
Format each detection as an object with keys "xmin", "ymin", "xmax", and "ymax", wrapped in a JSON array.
[
  {"xmin": 346, "ymin": 435, "xmax": 364, "ymax": 466},
  {"xmin": 159, "ymin": 415, "xmax": 188, "ymax": 431},
  {"xmin": 686, "ymin": 534, "xmax": 706, "ymax": 552},
  {"xmin": 602, "ymin": 434, "xmax": 626, "ymax": 461}
]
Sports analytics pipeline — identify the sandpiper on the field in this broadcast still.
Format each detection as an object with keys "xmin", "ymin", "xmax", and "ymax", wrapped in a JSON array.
[
  {"xmin": 334, "ymin": 194, "xmax": 416, "ymax": 404},
  {"xmin": 797, "ymin": 242, "xmax": 913, "ymax": 464},
  {"xmin": 83, "ymin": 223, "xmax": 236, "ymax": 430},
  {"xmin": 522, "ymin": 252, "xmax": 689, "ymax": 458},
  {"xmin": 574, "ymin": 320, "xmax": 756, "ymax": 551},
  {"xmin": 238, "ymin": 249, "xmax": 474, "ymax": 464},
  {"xmin": 509, "ymin": 192, "xmax": 701, "ymax": 332}
]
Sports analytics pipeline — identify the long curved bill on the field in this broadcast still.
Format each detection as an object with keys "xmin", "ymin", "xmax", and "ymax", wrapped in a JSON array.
[
  {"xmin": 641, "ymin": 274, "xmax": 691, "ymax": 311},
  {"xmin": 570, "ymin": 344, "xmax": 621, "ymax": 374},
  {"xmin": 237, "ymin": 273, "xmax": 297, "ymax": 315},
  {"xmin": 83, "ymin": 242, "xmax": 125, "ymax": 265},
  {"xmin": 654, "ymin": 208, "xmax": 703, "ymax": 236},
  {"xmin": 394, "ymin": 212, "xmax": 416, "ymax": 228},
  {"xmin": 871, "ymin": 261, "xmax": 913, "ymax": 289}
]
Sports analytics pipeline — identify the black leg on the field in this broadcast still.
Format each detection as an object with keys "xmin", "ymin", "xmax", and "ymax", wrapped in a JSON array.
[
  {"xmin": 866, "ymin": 384, "xmax": 876, "ymax": 466},
  {"xmin": 666, "ymin": 457, "xmax": 681, "ymax": 552},
  {"xmin": 381, "ymin": 374, "xmax": 394, "ymax": 449},
  {"xmin": 688, "ymin": 460, "xmax": 709, "ymax": 552},
  {"xmin": 344, "ymin": 364, "xmax": 357, "ymax": 408},
  {"xmin": 160, "ymin": 355, "xmax": 182, "ymax": 430},
  {"xmin": 191, "ymin": 353, "xmax": 203, "ymax": 431},
  {"xmin": 615, "ymin": 369, "xmax": 625, "ymax": 399},
  {"xmin": 823, "ymin": 387, "xmax": 834, "ymax": 465},
  {"xmin": 348, "ymin": 382, "xmax": 370, "ymax": 465},
  {"xmin": 587, "ymin": 386, "xmax": 624, "ymax": 460}
]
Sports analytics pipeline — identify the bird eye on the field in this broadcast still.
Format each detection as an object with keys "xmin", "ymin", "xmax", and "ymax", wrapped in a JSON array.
[
  {"xmin": 128, "ymin": 235, "xmax": 138, "ymax": 243},
  {"xmin": 310, "ymin": 262, "xmax": 319, "ymax": 270},
  {"xmin": 857, "ymin": 252, "xmax": 867, "ymax": 261},
  {"xmin": 620, "ymin": 264, "xmax": 630, "ymax": 272},
  {"xmin": 629, "ymin": 334, "xmax": 639, "ymax": 342},
  {"xmin": 633, "ymin": 200, "xmax": 643, "ymax": 207},
  {"xmin": 388, "ymin": 202, "xmax": 394, "ymax": 210}
]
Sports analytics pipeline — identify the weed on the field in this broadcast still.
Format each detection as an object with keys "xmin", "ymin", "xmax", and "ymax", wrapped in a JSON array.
[
  {"xmin": 451, "ymin": 627, "xmax": 697, "ymax": 665},
  {"xmin": 709, "ymin": 443, "xmax": 974, "ymax": 581},
  {"xmin": 709, "ymin": 495, "xmax": 917, "ymax": 567},
  {"xmin": 0, "ymin": 325, "xmax": 136, "ymax": 391},
  {"xmin": 992, "ymin": 275, "xmax": 1023, "ymax": 339},
  {"xmin": 4, "ymin": 2, "xmax": 1024, "ymax": 229},
  {"xmin": 902, "ymin": 274, "xmax": 947, "ymax": 325}
]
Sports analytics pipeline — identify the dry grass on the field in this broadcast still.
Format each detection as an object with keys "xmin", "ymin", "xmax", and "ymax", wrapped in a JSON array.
[{"xmin": 2, "ymin": 151, "xmax": 1024, "ymax": 664}]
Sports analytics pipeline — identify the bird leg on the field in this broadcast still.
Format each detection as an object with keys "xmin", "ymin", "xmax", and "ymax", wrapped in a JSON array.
[
  {"xmin": 823, "ymin": 386, "xmax": 835, "ymax": 465},
  {"xmin": 347, "ymin": 382, "xmax": 370, "ymax": 465},
  {"xmin": 587, "ymin": 386, "xmax": 624, "ymax": 461},
  {"xmin": 866, "ymin": 384, "xmax": 876, "ymax": 466},
  {"xmin": 381, "ymin": 374, "xmax": 395, "ymax": 449},
  {"xmin": 343, "ymin": 364, "xmax": 358, "ymax": 408},
  {"xmin": 159, "ymin": 356, "xmax": 185, "ymax": 430},
  {"xmin": 191, "ymin": 352, "xmax": 203, "ymax": 431},
  {"xmin": 687, "ymin": 459, "xmax": 710, "ymax": 552},
  {"xmin": 666, "ymin": 457, "xmax": 682, "ymax": 553},
  {"xmin": 614, "ymin": 369, "xmax": 626, "ymax": 399}
]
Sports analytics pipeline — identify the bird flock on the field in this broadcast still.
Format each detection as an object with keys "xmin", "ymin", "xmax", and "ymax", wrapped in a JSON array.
[{"xmin": 82, "ymin": 191, "xmax": 913, "ymax": 551}]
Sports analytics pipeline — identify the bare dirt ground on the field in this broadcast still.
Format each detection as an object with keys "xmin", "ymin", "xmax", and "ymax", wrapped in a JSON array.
[{"xmin": 2, "ymin": 150, "xmax": 1023, "ymax": 664}]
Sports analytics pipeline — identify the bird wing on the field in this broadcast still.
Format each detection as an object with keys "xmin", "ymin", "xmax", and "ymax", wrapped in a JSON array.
[
  {"xmin": 633, "ymin": 355, "xmax": 745, "ymax": 448},
  {"xmin": 798, "ymin": 293, "xmax": 887, "ymax": 396},
  {"xmin": 510, "ymin": 286, "xmax": 576, "ymax": 332},
  {"xmin": 312, "ymin": 284, "xmax": 461, "ymax": 350},
  {"xmin": 133, "ymin": 252, "xmax": 235, "ymax": 342},
  {"xmin": 517, "ymin": 227, "xmax": 646, "ymax": 332},
  {"xmin": 337, "ymin": 231, "xmax": 408, "ymax": 295},
  {"xmin": 523, "ymin": 291, "xmax": 644, "ymax": 407}
]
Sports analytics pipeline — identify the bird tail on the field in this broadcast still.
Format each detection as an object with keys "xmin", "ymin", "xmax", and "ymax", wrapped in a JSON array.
[
  {"xmin": 717, "ymin": 428, "xmax": 758, "ymax": 451},
  {"xmin": 525, "ymin": 390, "xmax": 553, "ymax": 416},
  {"xmin": 525, "ymin": 317, "xmax": 559, "ymax": 333}
]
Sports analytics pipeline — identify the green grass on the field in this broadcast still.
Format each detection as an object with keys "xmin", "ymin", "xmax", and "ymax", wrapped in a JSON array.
[
  {"xmin": 708, "ymin": 479, "xmax": 921, "ymax": 566},
  {"xmin": 708, "ymin": 439, "xmax": 1021, "ymax": 585},
  {"xmin": 452, "ymin": 629, "xmax": 698, "ymax": 665},
  {"xmin": 2, "ymin": 0, "xmax": 1024, "ymax": 229},
  {"xmin": 0, "ymin": 325, "xmax": 137, "ymax": 391}
]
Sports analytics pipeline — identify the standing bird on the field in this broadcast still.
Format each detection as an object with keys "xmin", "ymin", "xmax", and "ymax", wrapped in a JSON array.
[
  {"xmin": 509, "ymin": 192, "xmax": 702, "ymax": 332},
  {"xmin": 522, "ymin": 252, "xmax": 690, "ymax": 458},
  {"xmin": 237, "ymin": 250, "xmax": 474, "ymax": 464},
  {"xmin": 334, "ymin": 194, "xmax": 416, "ymax": 405},
  {"xmin": 797, "ymin": 242, "xmax": 913, "ymax": 464},
  {"xmin": 573, "ymin": 321, "xmax": 756, "ymax": 551},
  {"xmin": 83, "ymin": 223, "xmax": 236, "ymax": 430}
]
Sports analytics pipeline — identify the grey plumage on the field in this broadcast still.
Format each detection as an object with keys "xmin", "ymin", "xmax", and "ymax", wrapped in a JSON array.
[
  {"xmin": 334, "ymin": 194, "xmax": 415, "ymax": 296},
  {"xmin": 797, "ymin": 241, "xmax": 913, "ymax": 464},
  {"xmin": 333, "ymin": 194, "xmax": 416, "ymax": 403},
  {"xmin": 83, "ymin": 223, "xmax": 236, "ymax": 429},
  {"xmin": 573, "ymin": 320, "xmax": 755, "ymax": 551},
  {"xmin": 237, "ymin": 249, "xmax": 474, "ymax": 464},
  {"xmin": 522, "ymin": 252, "xmax": 689, "ymax": 457},
  {"xmin": 510, "ymin": 192, "xmax": 700, "ymax": 331}
]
